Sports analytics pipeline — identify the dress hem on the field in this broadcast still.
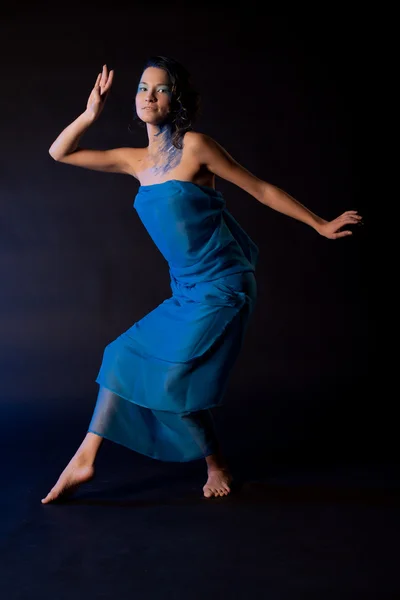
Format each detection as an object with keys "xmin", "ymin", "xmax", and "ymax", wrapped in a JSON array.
[
  {"xmin": 87, "ymin": 427, "xmax": 211, "ymax": 463},
  {"xmin": 94, "ymin": 380, "xmax": 222, "ymax": 415}
]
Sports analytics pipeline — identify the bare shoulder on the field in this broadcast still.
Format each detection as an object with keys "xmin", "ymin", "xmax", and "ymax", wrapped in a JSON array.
[
  {"xmin": 183, "ymin": 130, "xmax": 233, "ymax": 165},
  {"xmin": 184, "ymin": 131, "xmax": 267, "ymax": 200},
  {"xmin": 183, "ymin": 130, "xmax": 213, "ymax": 152},
  {"xmin": 183, "ymin": 130, "xmax": 229, "ymax": 162}
]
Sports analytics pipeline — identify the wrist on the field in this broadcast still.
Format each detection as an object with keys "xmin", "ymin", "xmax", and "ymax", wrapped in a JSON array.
[
  {"xmin": 312, "ymin": 216, "xmax": 327, "ymax": 234},
  {"xmin": 81, "ymin": 110, "xmax": 96, "ymax": 125}
]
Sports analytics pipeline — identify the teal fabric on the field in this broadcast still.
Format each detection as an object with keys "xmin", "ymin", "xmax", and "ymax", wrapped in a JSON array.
[{"xmin": 89, "ymin": 180, "xmax": 259, "ymax": 461}]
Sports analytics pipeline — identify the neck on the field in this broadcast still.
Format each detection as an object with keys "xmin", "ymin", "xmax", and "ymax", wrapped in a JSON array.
[
  {"xmin": 144, "ymin": 122, "xmax": 182, "ymax": 177},
  {"xmin": 146, "ymin": 123, "xmax": 174, "ymax": 156}
]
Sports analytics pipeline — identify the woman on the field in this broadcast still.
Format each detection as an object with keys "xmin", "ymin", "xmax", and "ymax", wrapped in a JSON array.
[{"xmin": 41, "ymin": 56, "xmax": 361, "ymax": 503}]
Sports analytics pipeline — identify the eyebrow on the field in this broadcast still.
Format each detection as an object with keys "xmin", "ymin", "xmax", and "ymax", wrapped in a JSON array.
[{"xmin": 139, "ymin": 81, "xmax": 170, "ymax": 86}]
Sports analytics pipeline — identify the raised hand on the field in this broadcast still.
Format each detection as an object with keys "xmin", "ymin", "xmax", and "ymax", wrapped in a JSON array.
[
  {"xmin": 318, "ymin": 210, "xmax": 363, "ymax": 239},
  {"xmin": 85, "ymin": 64, "xmax": 114, "ymax": 122}
]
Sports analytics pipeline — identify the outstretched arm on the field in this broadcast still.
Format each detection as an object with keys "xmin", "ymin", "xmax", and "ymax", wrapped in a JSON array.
[{"xmin": 190, "ymin": 133, "xmax": 361, "ymax": 239}]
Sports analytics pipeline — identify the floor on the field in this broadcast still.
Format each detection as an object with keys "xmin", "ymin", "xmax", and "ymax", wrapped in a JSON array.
[{"xmin": 1, "ymin": 397, "xmax": 398, "ymax": 599}]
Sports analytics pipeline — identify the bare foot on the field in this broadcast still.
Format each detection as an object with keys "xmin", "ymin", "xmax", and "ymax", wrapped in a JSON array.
[
  {"xmin": 203, "ymin": 468, "xmax": 233, "ymax": 498},
  {"xmin": 41, "ymin": 457, "xmax": 94, "ymax": 504}
]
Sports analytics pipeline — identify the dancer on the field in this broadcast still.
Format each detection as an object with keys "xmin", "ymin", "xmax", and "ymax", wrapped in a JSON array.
[{"xmin": 41, "ymin": 56, "xmax": 361, "ymax": 503}]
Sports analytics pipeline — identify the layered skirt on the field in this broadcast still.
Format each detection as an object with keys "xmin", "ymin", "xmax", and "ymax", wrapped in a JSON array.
[{"xmin": 88, "ymin": 270, "xmax": 257, "ymax": 462}]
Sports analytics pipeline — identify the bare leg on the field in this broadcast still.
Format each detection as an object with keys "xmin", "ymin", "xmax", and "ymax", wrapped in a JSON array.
[
  {"xmin": 203, "ymin": 443, "xmax": 233, "ymax": 498},
  {"xmin": 41, "ymin": 432, "xmax": 103, "ymax": 504}
]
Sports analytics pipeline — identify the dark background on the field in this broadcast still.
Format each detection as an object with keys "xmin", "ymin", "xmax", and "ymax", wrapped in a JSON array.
[{"xmin": 0, "ymin": 8, "xmax": 372, "ymax": 467}]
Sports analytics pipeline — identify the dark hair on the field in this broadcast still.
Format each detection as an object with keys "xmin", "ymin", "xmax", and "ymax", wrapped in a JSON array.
[{"xmin": 130, "ymin": 55, "xmax": 201, "ymax": 149}]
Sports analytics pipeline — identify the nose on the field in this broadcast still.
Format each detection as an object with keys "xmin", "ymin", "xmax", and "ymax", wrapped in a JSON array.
[{"xmin": 144, "ymin": 90, "xmax": 156, "ymax": 103}]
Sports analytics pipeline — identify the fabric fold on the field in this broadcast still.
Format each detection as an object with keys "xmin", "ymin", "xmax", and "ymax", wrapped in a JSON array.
[{"xmin": 91, "ymin": 180, "xmax": 258, "ymax": 461}]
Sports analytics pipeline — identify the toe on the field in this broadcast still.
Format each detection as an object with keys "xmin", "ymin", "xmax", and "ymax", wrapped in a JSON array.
[
  {"xmin": 41, "ymin": 492, "xmax": 53, "ymax": 504},
  {"xmin": 42, "ymin": 483, "xmax": 63, "ymax": 503}
]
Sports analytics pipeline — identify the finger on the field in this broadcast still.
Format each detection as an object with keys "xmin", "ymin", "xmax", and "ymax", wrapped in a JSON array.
[
  {"xmin": 104, "ymin": 69, "xmax": 114, "ymax": 91},
  {"xmin": 94, "ymin": 75, "xmax": 102, "ymax": 97},
  {"xmin": 341, "ymin": 217, "xmax": 361, "ymax": 224},
  {"xmin": 332, "ymin": 230, "xmax": 353, "ymax": 239},
  {"xmin": 339, "ymin": 212, "xmax": 360, "ymax": 219},
  {"xmin": 335, "ymin": 216, "xmax": 360, "ymax": 226},
  {"xmin": 343, "ymin": 212, "xmax": 362, "ymax": 218},
  {"xmin": 92, "ymin": 74, "xmax": 101, "ymax": 97},
  {"xmin": 101, "ymin": 68, "xmax": 112, "ymax": 93},
  {"xmin": 100, "ymin": 64, "xmax": 108, "ymax": 86},
  {"xmin": 336, "ymin": 212, "xmax": 358, "ymax": 221}
]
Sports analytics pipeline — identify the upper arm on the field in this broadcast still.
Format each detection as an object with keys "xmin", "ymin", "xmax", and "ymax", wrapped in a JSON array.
[
  {"xmin": 50, "ymin": 146, "xmax": 137, "ymax": 177},
  {"xmin": 190, "ymin": 132, "xmax": 269, "ymax": 201}
]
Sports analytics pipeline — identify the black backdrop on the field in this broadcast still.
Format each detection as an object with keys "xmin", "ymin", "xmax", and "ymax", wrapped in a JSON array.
[{"xmin": 1, "ymin": 8, "xmax": 372, "ymax": 466}]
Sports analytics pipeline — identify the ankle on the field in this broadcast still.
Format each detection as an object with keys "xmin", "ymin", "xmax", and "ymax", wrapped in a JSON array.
[
  {"xmin": 205, "ymin": 452, "xmax": 229, "ymax": 472},
  {"xmin": 73, "ymin": 433, "xmax": 103, "ymax": 466},
  {"xmin": 73, "ymin": 450, "xmax": 96, "ymax": 467}
]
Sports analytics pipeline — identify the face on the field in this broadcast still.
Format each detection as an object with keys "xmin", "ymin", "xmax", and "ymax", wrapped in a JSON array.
[{"xmin": 135, "ymin": 67, "xmax": 173, "ymax": 125}]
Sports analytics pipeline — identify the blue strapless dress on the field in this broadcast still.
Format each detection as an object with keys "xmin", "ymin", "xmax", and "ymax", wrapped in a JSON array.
[{"xmin": 88, "ymin": 180, "xmax": 259, "ymax": 461}]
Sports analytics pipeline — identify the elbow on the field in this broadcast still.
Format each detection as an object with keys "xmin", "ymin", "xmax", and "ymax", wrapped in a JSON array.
[
  {"xmin": 49, "ymin": 148, "xmax": 59, "ymax": 161},
  {"xmin": 259, "ymin": 182, "xmax": 276, "ymax": 206},
  {"xmin": 49, "ymin": 147, "xmax": 78, "ymax": 161}
]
